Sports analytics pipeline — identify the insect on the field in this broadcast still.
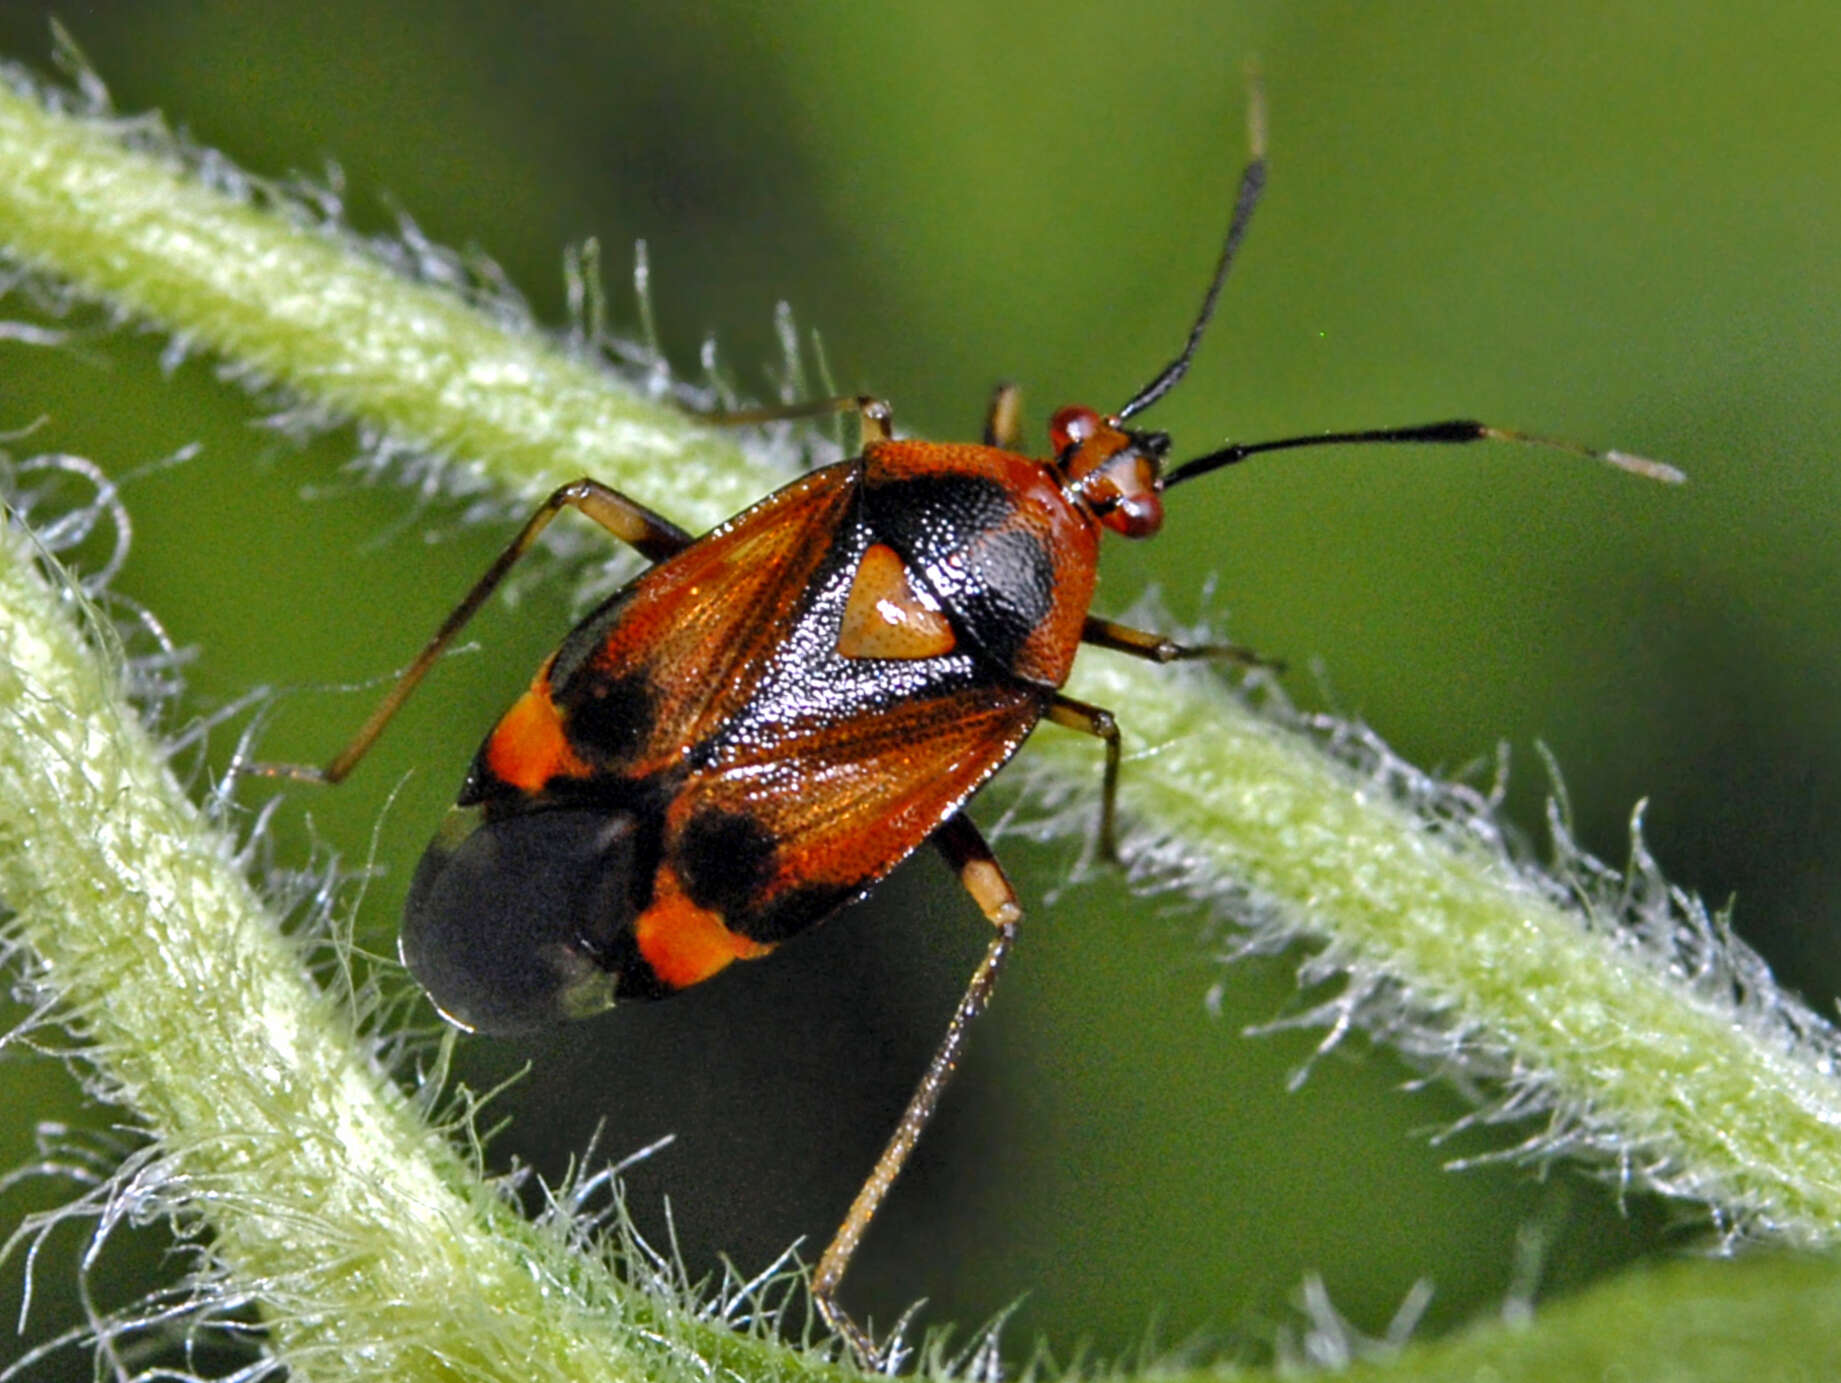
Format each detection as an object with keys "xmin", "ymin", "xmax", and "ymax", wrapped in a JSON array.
[{"xmin": 263, "ymin": 89, "xmax": 1678, "ymax": 1361}]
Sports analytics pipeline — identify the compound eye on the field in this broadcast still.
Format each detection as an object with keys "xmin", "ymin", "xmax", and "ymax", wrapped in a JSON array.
[
  {"xmin": 1048, "ymin": 405, "xmax": 1102, "ymax": 455},
  {"xmin": 1101, "ymin": 490, "xmax": 1164, "ymax": 538},
  {"xmin": 401, "ymin": 807, "xmax": 640, "ymax": 1034}
]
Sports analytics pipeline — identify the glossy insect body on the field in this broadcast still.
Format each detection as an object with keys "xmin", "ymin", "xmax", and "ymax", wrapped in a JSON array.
[
  {"xmin": 271, "ymin": 88, "xmax": 1677, "ymax": 1363},
  {"xmin": 402, "ymin": 420, "xmax": 1161, "ymax": 1036}
]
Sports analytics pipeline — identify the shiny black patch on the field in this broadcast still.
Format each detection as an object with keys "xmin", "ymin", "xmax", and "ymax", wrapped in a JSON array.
[
  {"xmin": 951, "ymin": 528, "xmax": 1055, "ymax": 669},
  {"xmin": 674, "ymin": 803, "xmax": 861, "ymax": 944},
  {"xmin": 558, "ymin": 667, "xmax": 656, "ymax": 766},
  {"xmin": 862, "ymin": 472, "xmax": 1053, "ymax": 672},
  {"xmin": 741, "ymin": 881, "xmax": 860, "ymax": 945},
  {"xmin": 863, "ymin": 473, "xmax": 1014, "ymax": 580},
  {"xmin": 673, "ymin": 807, "xmax": 777, "ymax": 919}
]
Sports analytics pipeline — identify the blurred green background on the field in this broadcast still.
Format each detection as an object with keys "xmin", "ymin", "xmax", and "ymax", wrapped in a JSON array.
[{"xmin": 2, "ymin": 1, "xmax": 1837, "ymax": 1374}]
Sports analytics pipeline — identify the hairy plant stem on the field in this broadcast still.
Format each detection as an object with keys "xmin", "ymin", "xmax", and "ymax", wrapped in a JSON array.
[
  {"xmin": 2, "ymin": 62, "xmax": 1840, "ymax": 1382},
  {"xmin": 0, "ymin": 519, "xmax": 814, "ymax": 1379}
]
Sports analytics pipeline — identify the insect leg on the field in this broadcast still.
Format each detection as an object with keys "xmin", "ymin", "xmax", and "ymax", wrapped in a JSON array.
[
  {"xmin": 982, "ymin": 382, "xmax": 1023, "ymax": 448},
  {"xmin": 1046, "ymin": 692, "xmax": 1127, "ymax": 862},
  {"xmin": 252, "ymin": 479, "xmax": 693, "ymax": 785},
  {"xmin": 701, "ymin": 394, "xmax": 894, "ymax": 443},
  {"xmin": 1081, "ymin": 613, "xmax": 1279, "ymax": 671},
  {"xmin": 812, "ymin": 812, "xmax": 1020, "ymax": 1364}
]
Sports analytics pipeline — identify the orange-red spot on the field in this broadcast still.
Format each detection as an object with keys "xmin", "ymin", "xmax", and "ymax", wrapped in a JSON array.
[
  {"xmin": 837, "ymin": 542, "xmax": 956, "ymax": 660},
  {"xmin": 636, "ymin": 880, "xmax": 771, "ymax": 990},
  {"xmin": 484, "ymin": 683, "xmax": 590, "ymax": 791}
]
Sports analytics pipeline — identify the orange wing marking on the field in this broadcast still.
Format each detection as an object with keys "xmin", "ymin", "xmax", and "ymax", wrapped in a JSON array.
[
  {"xmin": 483, "ymin": 682, "xmax": 591, "ymax": 791},
  {"xmin": 636, "ymin": 872, "xmax": 773, "ymax": 989},
  {"xmin": 837, "ymin": 542, "xmax": 956, "ymax": 660}
]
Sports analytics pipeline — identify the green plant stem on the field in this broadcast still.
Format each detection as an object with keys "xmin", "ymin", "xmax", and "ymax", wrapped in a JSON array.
[
  {"xmin": 0, "ymin": 76, "xmax": 766, "ymax": 526},
  {"xmin": 1167, "ymin": 1256, "xmax": 1841, "ymax": 1382},
  {"xmin": 0, "ymin": 521, "xmax": 807, "ymax": 1380},
  {"xmin": 3, "ymin": 66, "xmax": 1841, "ymax": 1381},
  {"xmin": 1056, "ymin": 653, "xmax": 1841, "ymax": 1233}
]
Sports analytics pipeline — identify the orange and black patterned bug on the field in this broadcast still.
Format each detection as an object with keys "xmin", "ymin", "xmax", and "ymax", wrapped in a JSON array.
[{"xmin": 264, "ymin": 91, "xmax": 1677, "ymax": 1360}]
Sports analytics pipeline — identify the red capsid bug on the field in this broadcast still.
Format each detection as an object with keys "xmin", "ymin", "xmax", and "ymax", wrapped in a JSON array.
[{"xmin": 257, "ymin": 86, "xmax": 1681, "ymax": 1363}]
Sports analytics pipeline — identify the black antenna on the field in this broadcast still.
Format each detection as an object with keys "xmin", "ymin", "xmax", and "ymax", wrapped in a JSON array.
[
  {"xmin": 1164, "ymin": 418, "xmax": 1685, "ymax": 488},
  {"xmin": 1116, "ymin": 80, "xmax": 1268, "ymax": 423}
]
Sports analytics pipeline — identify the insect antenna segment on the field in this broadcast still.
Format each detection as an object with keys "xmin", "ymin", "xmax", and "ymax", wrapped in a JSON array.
[
  {"xmin": 1163, "ymin": 419, "xmax": 1686, "ymax": 488},
  {"xmin": 1116, "ymin": 82, "xmax": 1268, "ymax": 423}
]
